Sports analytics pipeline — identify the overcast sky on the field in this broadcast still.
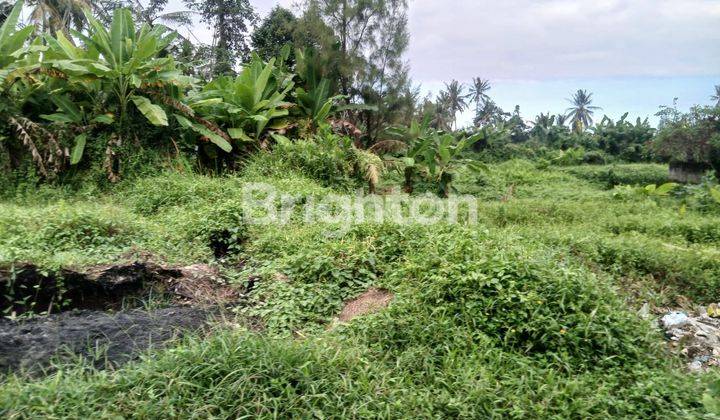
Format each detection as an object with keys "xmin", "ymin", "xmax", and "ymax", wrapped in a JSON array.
[{"xmin": 171, "ymin": 0, "xmax": 720, "ymax": 126}]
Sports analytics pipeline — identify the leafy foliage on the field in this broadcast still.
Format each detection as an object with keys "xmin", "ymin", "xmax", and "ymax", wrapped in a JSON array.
[{"xmin": 190, "ymin": 55, "xmax": 293, "ymax": 147}]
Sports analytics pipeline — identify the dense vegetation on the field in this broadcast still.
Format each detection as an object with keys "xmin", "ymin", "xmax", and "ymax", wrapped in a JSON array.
[{"xmin": 1, "ymin": 0, "xmax": 720, "ymax": 417}]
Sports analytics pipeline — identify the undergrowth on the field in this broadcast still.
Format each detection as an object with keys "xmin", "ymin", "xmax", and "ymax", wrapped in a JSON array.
[{"xmin": 2, "ymin": 159, "xmax": 720, "ymax": 417}]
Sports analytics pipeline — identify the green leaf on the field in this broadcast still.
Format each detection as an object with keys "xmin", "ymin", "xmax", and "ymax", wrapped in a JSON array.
[
  {"xmin": 0, "ymin": 0, "xmax": 25, "ymax": 44},
  {"xmin": 228, "ymin": 128, "xmax": 253, "ymax": 142},
  {"xmin": 70, "ymin": 134, "xmax": 87, "ymax": 164},
  {"xmin": 40, "ymin": 113, "xmax": 75, "ymax": 123},
  {"xmin": 110, "ymin": 8, "xmax": 131, "ymax": 66},
  {"xmin": 270, "ymin": 133, "xmax": 291, "ymax": 146},
  {"xmin": 130, "ymin": 95, "xmax": 168, "ymax": 126},
  {"xmin": 654, "ymin": 182, "xmax": 678, "ymax": 196},
  {"xmin": 52, "ymin": 96, "xmax": 83, "ymax": 123},
  {"xmin": 91, "ymin": 114, "xmax": 115, "ymax": 124},
  {"xmin": 253, "ymin": 60, "xmax": 273, "ymax": 103},
  {"xmin": 190, "ymin": 124, "xmax": 232, "ymax": 152},
  {"xmin": 174, "ymin": 114, "xmax": 193, "ymax": 128},
  {"xmin": 53, "ymin": 32, "xmax": 81, "ymax": 59},
  {"xmin": 191, "ymin": 98, "xmax": 222, "ymax": 108},
  {"xmin": 50, "ymin": 60, "xmax": 92, "ymax": 75}
]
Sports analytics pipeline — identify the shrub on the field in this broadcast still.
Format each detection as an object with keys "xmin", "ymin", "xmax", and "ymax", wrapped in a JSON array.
[{"xmin": 563, "ymin": 164, "xmax": 669, "ymax": 188}]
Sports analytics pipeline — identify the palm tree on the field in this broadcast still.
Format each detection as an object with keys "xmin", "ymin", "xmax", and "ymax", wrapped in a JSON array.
[
  {"xmin": 566, "ymin": 89, "xmax": 601, "ymax": 133},
  {"xmin": 443, "ymin": 80, "xmax": 469, "ymax": 130},
  {"xmin": 711, "ymin": 84, "xmax": 720, "ymax": 108},
  {"xmin": 431, "ymin": 91, "xmax": 453, "ymax": 131},
  {"xmin": 469, "ymin": 77, "xmax": 491, "ymax": 114},
  {"xmin": 28, "ymin": 0, "xmax": 90, "ymax": 36}
]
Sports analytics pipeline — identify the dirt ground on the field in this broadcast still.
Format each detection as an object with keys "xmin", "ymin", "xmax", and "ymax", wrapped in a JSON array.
[
  {"xmin": 0, "ymin": 306, "xmax": 214, "ymax": 374},
  {"xmin": 337, "ymin": 288, "xmax": 394, "ymax": 322},
  {"xmin": 0, "ymin": 262, "xmax": 241, "ymax": 375}
]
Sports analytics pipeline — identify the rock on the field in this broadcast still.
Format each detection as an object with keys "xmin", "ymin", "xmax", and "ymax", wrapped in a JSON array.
[
  {"xmin": 661, "ymin": 311, "xmax": 689, "ymax": 328},
  {"xmin": 689, "ymin": 360, "xmax": 704, "ymax": 372}
]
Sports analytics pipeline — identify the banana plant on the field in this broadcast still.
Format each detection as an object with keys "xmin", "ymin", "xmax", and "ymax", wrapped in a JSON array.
[
  {"xmin": 422, "ymin": 131, "xmax": 486, "ymax": 197},
  {"xmin": 294, "ymin": 78, "xmax": 343, "ymax": 125},
  {"xmin": 189, "ymin": 55, "xmax": 293, "ymax": 148},
  {"xmin": 0, "ymin": 0, "xmax": 39, "ymax": 83},
  {"xmin": 385, "ymin": 120, "xmax": 485, "ymax": 197},
  {"xmin": 44, "ymin": 8, "xmax": 189, "ymax": 134}
]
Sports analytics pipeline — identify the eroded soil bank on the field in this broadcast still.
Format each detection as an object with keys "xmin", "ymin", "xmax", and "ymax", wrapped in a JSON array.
[{"xmin": 0, "ymin": 262, "xmax": 239, "ymax": 374}]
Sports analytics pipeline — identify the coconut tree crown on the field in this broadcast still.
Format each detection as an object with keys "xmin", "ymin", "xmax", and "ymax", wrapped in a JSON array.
[{"xmin": 566, "ymin": 89, "xmax": 601, "ymax": 133}]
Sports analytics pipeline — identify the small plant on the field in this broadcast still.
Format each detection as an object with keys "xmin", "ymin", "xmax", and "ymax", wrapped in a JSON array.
[{"xmin": 612, "ymin": 182, "xmax": 678, "ymax": 200}]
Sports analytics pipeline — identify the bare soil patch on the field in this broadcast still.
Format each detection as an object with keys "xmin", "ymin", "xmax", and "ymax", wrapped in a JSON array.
[
  {"xmin": 337, "ymin": 288, "xmax": 394, "ymax": 322},
  {"xmin": 0, "ymin": 261, "xmax": 241, "ymax": 374}
]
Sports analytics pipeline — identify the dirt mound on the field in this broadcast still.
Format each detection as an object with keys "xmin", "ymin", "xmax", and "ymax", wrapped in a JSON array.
[
  {"xmin": 0, "ymin": 306, "xmax": 213, "ymax": 374},
  {"xmin": 170, "ymin": 264, "xmax": 241, "ymax": 305},
  {"xmin": 337, "ymin": 288, "xmax": 393, "ymax": 322},
  {"xmin": 1, "ymin": 262, "xmax": 239, "ymax": 317}
]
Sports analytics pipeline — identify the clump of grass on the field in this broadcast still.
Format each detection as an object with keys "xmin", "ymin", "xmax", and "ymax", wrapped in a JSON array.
[{"xmin": 0, "ymin": 202, "xmax": 146, "ymax": 268}]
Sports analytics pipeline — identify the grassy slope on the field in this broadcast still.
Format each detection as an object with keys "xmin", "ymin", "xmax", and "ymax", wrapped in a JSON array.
[{"xmin": 1, "ymin": 159, "xmax": 720, "ymax": 417}]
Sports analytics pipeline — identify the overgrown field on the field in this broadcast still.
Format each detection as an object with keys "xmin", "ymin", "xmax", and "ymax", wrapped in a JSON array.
[{"xmin": 2, "ymin": 157, "xmax": 720, "ymax": 417}]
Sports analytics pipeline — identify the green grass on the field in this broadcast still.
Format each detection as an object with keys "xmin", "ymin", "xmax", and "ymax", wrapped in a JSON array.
[{"xmin": 2, "ymin": 158, "xmax": 720, "ymax": 417}]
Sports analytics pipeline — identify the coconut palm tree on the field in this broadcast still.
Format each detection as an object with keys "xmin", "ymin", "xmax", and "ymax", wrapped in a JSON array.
[
  {"xmin": 443, "ymin": 80, "xmax": 469, "ymax": 130},
  {"xmin": 28, "ymin": 0, "xmax": 90, "ymax": 36},
  {"xmin": 711, "ymin": 84, "xmax": 720, "ymax": 108},
  {"xmin": 431, "ymin": 91, "xmax": 453, "ymax": 131},
  {"xmin": 469, "ymin": 77, "xmax": 491, "ymax": 114},
  {"xmin": 566, "ymin": 89, "xmax": 601, "ymax": 133}
]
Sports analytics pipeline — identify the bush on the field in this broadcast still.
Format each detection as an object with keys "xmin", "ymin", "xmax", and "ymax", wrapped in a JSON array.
[{"xmin": 563, "ymin": 164, "xmax": 669, "ymax": 188}]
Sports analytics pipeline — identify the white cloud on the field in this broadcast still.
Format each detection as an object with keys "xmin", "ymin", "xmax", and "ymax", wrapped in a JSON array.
[{"xmin": 407, "ymin": 0, "xmax": 720, "ymax": 81}]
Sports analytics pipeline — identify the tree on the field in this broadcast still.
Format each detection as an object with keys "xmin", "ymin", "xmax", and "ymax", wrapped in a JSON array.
[
  {"xmin": 507, "ymin": 105, "xmax": 528, "ymax": 143},
  {"xmin": 27, "ymin": 0, "xmax": 89, "ymax": 36},
  {"xmin": 566, "ymin": 89, "xmax": 601, "ymax": 133},
  {"xmin": 295, "ymin": 0, "xmax": 412, "ymax": 142},
  {"xmin": 474, "ymin": 99, "xmax": 508, "ymax": 127},
  {"xmin": 442, "ymin": 80, "xmax": 468, "ymax": 130},
  {"xmin": 251, "ymin": 6, "xmax": 297, "ymax": 62},
  {"xmin": 299, "ymin": 0, "xmax": 409, "ymax": 98},
  {"xmin": 469, "ymin": 77, "xmax": 490, "ymax": 116},
  {"xmin": 592, "ymin": 113, "xmax": 654, "ymax": 161},
  {"xmin": 429, "ymin": 92, "xmax": 452, "ymax": 131},
  {"xmin": 652, "ymin": 105, "xmax": 720, "ymax": 178},
  {"xmin": 712, "ymin": 84, "xmax": 720, "ymax": 108},
  {"xmin": 184, "ymin": 0, "xmax": 257, "ymax": 76},
  {"xmin": 555, "ymin": 114, "xmax": 568, "ymax": 127}
]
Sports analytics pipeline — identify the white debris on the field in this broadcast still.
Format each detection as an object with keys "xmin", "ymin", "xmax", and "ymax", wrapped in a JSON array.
[
  {"xmin": 660, "ymin": 309, "xmax": 720, "ymax": 372},
  {"xmin": 661, "ymin": 311, "xmax": 689, "ymax": 328}
]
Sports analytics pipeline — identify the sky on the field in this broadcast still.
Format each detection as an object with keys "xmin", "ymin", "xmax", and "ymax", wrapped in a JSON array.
[{"xmin": 168, "ymin": 0, "xmax": 720, "ymax": 127}]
